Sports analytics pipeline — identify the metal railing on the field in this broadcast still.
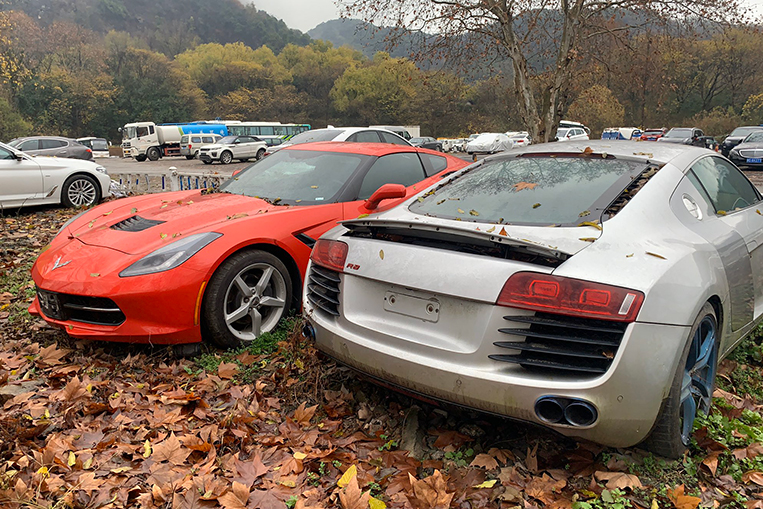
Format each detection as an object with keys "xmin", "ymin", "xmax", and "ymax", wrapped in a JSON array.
[{"xmin": 110, "ymin": 167, "xmax": 231, "ymax": 195}]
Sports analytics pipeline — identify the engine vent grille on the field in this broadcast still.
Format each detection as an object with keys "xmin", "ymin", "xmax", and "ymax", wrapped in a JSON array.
[
  {"xmin": 110, "ymin": 215, "xmax": 165, "ymax": 232},
  {"xmin": 490, "ymin": 312, "xmax": 627, "ymax": 376},
  {"xmin": 306, "ymin": 265, "xmax": 341, "ymax": 316}
]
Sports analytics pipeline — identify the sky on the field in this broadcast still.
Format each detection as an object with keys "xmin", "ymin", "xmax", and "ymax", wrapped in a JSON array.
[{"xmin": 249, "ymin": 0, "xmax": 342, "ymax": 32}]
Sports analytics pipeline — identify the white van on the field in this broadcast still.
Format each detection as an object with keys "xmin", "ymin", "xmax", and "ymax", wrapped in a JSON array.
[
  {"xmin": 76, "ymin": 137, "xmax": 110, "ymax": 158},
  {"xmin": 180, "ymin": 134, "xmax": 222, "ymax": 159}
]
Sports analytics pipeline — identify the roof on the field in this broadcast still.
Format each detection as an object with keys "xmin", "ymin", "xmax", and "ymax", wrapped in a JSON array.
[
  {"xmin": 284, "ymin": 141, "xmax": 434, "ymax": 157},
  {"xmin": 505, "ymin": 139, "xmax": 710, "ymax": 165}
]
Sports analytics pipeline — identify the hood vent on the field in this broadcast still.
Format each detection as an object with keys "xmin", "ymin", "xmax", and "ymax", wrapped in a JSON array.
[{"xmin": 110, "ymin": 215, "xmax": 166, "ymax": 232}]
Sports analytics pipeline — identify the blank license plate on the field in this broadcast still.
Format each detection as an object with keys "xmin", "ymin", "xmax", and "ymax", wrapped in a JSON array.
[
  {"xmin": 747, "ymin": 158, "xmax": 762, "ymax": 163},
  {"xmin": 383, "ymin": 291, "xmax": 440, "ymax": 323}
]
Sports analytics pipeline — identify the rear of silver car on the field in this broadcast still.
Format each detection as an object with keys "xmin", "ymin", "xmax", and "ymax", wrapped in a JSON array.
[{"xmin": 303, "ymin": 232, "xmax": 688, "ymax": 448}]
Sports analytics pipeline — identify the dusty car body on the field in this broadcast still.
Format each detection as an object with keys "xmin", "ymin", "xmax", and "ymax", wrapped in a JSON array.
[
  {"xmin": 466, "ymin": 133, "xmax": 513, "ymax": 154},
  {"xmin": 304, "ymin": 140, "xmax": 763, "ymax": 457}
]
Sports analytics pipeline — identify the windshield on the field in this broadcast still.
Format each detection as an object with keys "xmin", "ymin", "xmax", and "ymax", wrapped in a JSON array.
[
  {"xmin": 665, "ymin": 128, "xmax": 692, "ymax": 138},
  {"xmin": 122, "ymin": 127, "xmax": 136, "ymax": 140},
  {"xmin": 410, "ymin": 138, "xmax": 425, "ymax": 144},
  {"xmin": 286, "ymin": 130, "xmax": 342, "ymax": 145},
  {"xmin": 409, "ymin": 156, "xmax": 645, "ymax": 226},
  {"xmin": 91, "ymin": 139, "xmax": 108, "ymax": 150},
  {"xmin": 218, "ymin": 136, "xmax": 238, "ymax": 144},
  {"xmin": 731, "ymin": 127, "xmax": 762, "ymax": 138},
  {"xmin": 219, "ymin": 149, "xmax": 371, "ymax": 204},
  {"xmin": 556, "ymin": 129, "xmax": 570, "ymax": 138},
  {"xmin": 744, "ymin": 132, "xmax": 763, "ymax": 143},
  {"xmin": 7, "ymin": 139, "xmax": 21, "ymax": 148}
]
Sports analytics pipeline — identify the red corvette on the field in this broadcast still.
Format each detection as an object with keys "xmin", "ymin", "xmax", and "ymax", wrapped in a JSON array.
[
  {"xmin": 639, "ymin": 128, "xmax": 667, "ymax": 141},
  {"xmin": 30, "ymin": 143, "xmax": 469, "ymax": 347}
]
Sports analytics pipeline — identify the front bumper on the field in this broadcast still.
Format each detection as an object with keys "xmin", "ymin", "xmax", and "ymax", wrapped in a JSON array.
[
  {"xmin": 729, "ymin": 154, "xmax": 763, "ymax": 170},
  {"xmin": 30, "ymin": 241, "xmax": 207, "ymax": 344},
  {"xmin": 305, "ymin": 278, "xmax": 689, "ymax": 448},
  {"xmin": 198, "ymin": 153, "xmax": 218, "ymax": 162}
]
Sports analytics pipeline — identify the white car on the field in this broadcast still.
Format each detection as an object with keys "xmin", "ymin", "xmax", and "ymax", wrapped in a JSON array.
[
  {"xmin": 0, "ymin": 141, "xmax": 110, "ymax": 209},
  {"xmin": 265, "ymin": 127, "xmax": 411, "ymax": 156},
  {"xmin": 76, "ymin": 137, "xmax": 110, "ymax": 158},
  {"xmin": 198, "ymin": 135, "xmax": 268, "ymax": 164},
  {"xmin": 508, "ymin": 132, "xmax": 532, "ymax": 148},
  {"xmin": 466, "ymin": 133, "xmax": 513, "ymax": 154},
  {"xmin": 556, "ymin": 127, "xmax": 590, "ymax": 141}
]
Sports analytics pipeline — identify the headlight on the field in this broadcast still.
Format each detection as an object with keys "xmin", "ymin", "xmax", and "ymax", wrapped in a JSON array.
[
  {"xmin": 56, "ymin": 209, "xmax": 90, "ymax": 237},
  {"xmin": 119, "ymin": 232, "xmax": 222, "ymax": 277},
  {"xmin": 95, "ymin": 166, "xmax": 107, "ymax": 174}
]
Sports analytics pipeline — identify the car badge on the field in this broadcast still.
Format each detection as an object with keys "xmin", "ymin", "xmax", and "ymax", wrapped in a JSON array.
[{"xmin": 51, "ymin": 256, "xmax": 71, "ymax": 271}]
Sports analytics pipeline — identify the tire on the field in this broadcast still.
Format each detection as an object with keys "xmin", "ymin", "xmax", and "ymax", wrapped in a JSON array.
[
  {"xmin": 220, "ymin": 151, "xmax": 233, "ymax": 165},
  {"xmin": 202, "ymin": 250, "xmax": 292, "ymax": 348},
  {"xmin": 135, "ymin": 155, "xmax": 147, "ymax": 162},
  {"xmin": 644, "ymin": 303, "xmax": 719, "ymax": 458},
  {"xmin": 147, "ymin": 147, "xmax": 160, "ymax": 161},
  {"xmin": 203, "ymin": 160, "xmax": 213, "ymax": 165},
  {"xmin": 256, "ymin": 148, "xmax": 265, "ymax": 160},
  {"xmin": 62, "ymin": 174, "xmax": 99, "ymax": 208},
  {"xmin": 185, "ymin": 155, "xmax": 194, "ymax": 160}
]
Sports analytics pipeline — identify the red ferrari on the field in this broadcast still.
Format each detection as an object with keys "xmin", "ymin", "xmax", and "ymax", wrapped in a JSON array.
[{"xmin": 30, "ymin": 143, "xmax": 469, "ymax": 348}]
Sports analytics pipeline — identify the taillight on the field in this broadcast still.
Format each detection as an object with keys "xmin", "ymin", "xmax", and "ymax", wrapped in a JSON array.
[
  {"xmin": 496, "ymin": 272, "xmax": 644, "ymax": 322},
  {"xmin": 311, "ymin": 239, "xmax": 348, "ymax": 272}
]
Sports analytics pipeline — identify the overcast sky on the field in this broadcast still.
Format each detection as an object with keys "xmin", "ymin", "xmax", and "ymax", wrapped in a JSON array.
[
  {"xmin": 249, "ymin": 0, "xmax": 342, "ymax": 32},
  {"xmin": 249, "ymin": 0, "xmax": 763, "ymax": 33}
]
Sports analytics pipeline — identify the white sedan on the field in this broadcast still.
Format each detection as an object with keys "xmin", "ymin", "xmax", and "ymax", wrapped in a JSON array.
[{"xmin": 0, "ymin": 141, "xmax": 111, "ymax": 209}]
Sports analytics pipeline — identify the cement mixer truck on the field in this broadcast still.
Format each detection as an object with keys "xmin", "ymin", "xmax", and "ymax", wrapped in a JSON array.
[{"xmin": 120, "ymin": 122, "xmax": 227, "ymax": 161}]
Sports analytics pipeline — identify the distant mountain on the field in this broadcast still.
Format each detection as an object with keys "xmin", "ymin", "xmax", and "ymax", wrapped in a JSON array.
[
  {"xmin": 309, "ymin": 19, "xmax": 426, "ymax": 59},
  {"xmin": 4, "ymin": 0, "xmax": 311, "ymax": 54}
]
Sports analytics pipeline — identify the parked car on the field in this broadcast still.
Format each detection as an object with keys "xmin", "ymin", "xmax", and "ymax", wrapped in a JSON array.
[
  {"xmin": 640, "ymin": 128, "xmax": 667, "ymax": 141},
  {"xmin": 369, "ymin": 125, "xmax": 413, "ymax": 140},
  {"xmin": 0, "ymin": 141, "xmax": 110, "ymax": 209},
  {"xmin": 728, "ymin": 131, "xmax": 763, "ymax": 169},
  {"xmin": 29, "ymin": 142, "xmax": 469, "ymax": 349},
  {"xmin": 180, "ymin": 134, "xmax": 222, "ymax": 159},
  {"xmin": 509, "ymin": 132, "xmax": 532, "ymax": 148},
  {"xmin": 558, "ymin": 120, "xmax": 591, "ymax": 135},
  {"xmin": 76, "ymin": 137, "xmax": 110, "ymax": 158},
  {"xmin": 410, "ymin": 136, "xmax": 443, "ymax": 151},
  {"xmin": 8, "ymin": 136, "xmax": 94, "ymax": 160},
  {"xmin": 264, "ymin": 127, "xmax": 411, "ymax": 156},
  {"xmin": 556, "ymin": 127, "xmax": 590, "ymax": 141},
  {"xmin": 304, "ymin": 140, "xmax": 763, "ymax": 458},
  {"xmin": 466, "ymin": 133, "xmax": 513, "ymax": 154},
  {"xmin": 198, "ymin": 135, "xmax": 267, "ymax": 164},
  {"xmin": 721, "ymin": 126, "xmax": 763, "ymax": 156},
  {"xmin": 657, "ymin": 127, "xmax": 706, "ymax": 146}
]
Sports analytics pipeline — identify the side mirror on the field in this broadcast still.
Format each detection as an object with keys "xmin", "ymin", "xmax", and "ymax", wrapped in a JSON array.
[
  {"xmin": 14, "ymin": 153, "xmax": 23, "ymax": 161},
  {"xmin": 364, "ymin": 183, "xmax": 407, "ymax": 210},
  {"xmin": 234, "ymin": 140, "xmax": 241, "ymax": 144}
]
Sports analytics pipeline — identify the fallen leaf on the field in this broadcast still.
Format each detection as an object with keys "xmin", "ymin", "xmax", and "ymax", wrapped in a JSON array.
[
  {"xmin": 457, "ymin": 208, "xmax": 465, "ymax": 214},
  {"xmin": 357, "ymin": 214, "xmax": 369, "ymax": 219},
  {"xmin": 486, "ymin": 226, "xmax": 496, "ymax": 233},
  {"xmin": 152, "ymin": 433, "xmax": 190, "ymax": 466},
  {"xmin": 217, "ymin": 362, "xmax": 238, "ymax": 379},
  {"xmin": 338, "ymin": 473, "xmax": 370, "ymax": 509},
  {"xmin": 470, "ymin": 453, "xmax": 499, "ymax": 470},
  {"xmin": 594, "ymin": 471, "xmax": 643, "ymax": 490},
  {"xmin": 667, "ymin": 484, "xmax": 701, "ymax": 509},
  {"xmin": 160, "ymin": 233, "xmax": 167, "ymax": 239},
  {"xmin": 743, "ymin": 471, "xmax": 763, "ymax": 486},
  {"xmin": 409, "ymin": 470, "xmax": 454, "ymax": 508},
  {"xmin": 469, "ymin": 209, "xmax": 479, "ymax": 216},
  {"xmin": 102, "ymin": 210, "xmax": 113, "ymax": 216},
  {"xmin": 473, "ymin": 479, "xmax": 497, "ymax": 488},
  {"xmin": 578, "ymin": 221, "xmax": 602, "ymax": 230},
  {"xmin": 583, "ymin": 146, "xmax": 594, "ymax": 155},
  {"xmin": 368, "ymin": 497, "xmax": 386, "ymax": 509},
  {"xmin": 90, "ymin": 273, "xmax": 100, "ymax": 277},
  {"xmin": 513, "ymin": 182, "xmax": 538, "ymax": 191},
  {"xmin": 379, "ymin": 250, "xmax": 384, "ymax": 260},
  {"xmin": 130, "ymin": 207, "xmax": 138, "ymax": 213},
  {"xmin": 532, "ymin": 203, "xmax": 541, "ymax": 208},
  {"xmin": 579, "ymin": 237, "xmax": 597, "ymax": 242},
  {"xmin": 294, "ymin": 401, "xmax": 318, "ymax": 426},
  {"xmin": 645, "ymin": 251, "xmax": 667, "ymax": 260},
  {"xmin": 337, "ymin": 464, "xmax": 357, "ymax": 488}
]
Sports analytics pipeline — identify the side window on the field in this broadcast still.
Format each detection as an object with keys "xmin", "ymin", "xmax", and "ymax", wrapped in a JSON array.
[
  {"xmin": 40, "ymin": 139, "xmax": 66, "ymax": 149},
  {"xmin": 202, "ymin": 137, "xmax": 213, "ymax": 143},
  {"xmin": 149, "ymin": 125, "xmax": 155, "ymax": 135},
  {"xmin": 0, "ymin": 146, "xmax": 14, "ymax": 160},
  {"xmin": 191, "ymin": 136, "xmax": 201, "ymax": 143},
  {"xmin": 420, "ymin": 154, "xmax": 448, "ymax": 176},
  {"xmin": 380, "ymin": 132, "xmax": 408, "ymax": 145},
  {"xmin": 358, "ymin": 153, "xmax": 426, "ymax": 200},
  {"xmin": 348, "ymin": 131, "xmax": 382, "ymax": 143},
  {"xmin": 689, "ymin": 157, "xmax": 760, "ymax": 214},
  {"xmin": 136, "ymin": 126, "xmax": 149, "ymax": 137},
  {"xmin": 20, "ymin": 140, "xmax": 39, "ymax": 151}
]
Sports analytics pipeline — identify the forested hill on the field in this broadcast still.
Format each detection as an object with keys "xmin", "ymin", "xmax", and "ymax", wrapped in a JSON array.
[{"xmin": 3, "ymin": 0, "xmax": 311, "ymax": 54}]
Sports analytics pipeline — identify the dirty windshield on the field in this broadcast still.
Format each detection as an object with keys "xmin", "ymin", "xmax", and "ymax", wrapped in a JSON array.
[
  {"xmin": 220, "ymin": 149, "xmax": 370, "ymax": 204},
  {"xmin": 409, "ymin": 156, "xmax": 644, "ymax": 225}
]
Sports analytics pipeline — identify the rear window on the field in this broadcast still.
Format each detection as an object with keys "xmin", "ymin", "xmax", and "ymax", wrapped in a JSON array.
[
  {"xmin": 665, "ymin": 128, "xmax": 692, "ymax": 138},
  {"xmin": 181, "ymin": 136, "xmax": 189, "ymax": 143},
  {"xmin": 287, "ymin": 130, "xmax": 342, "ymax": 144},
  {"xmin": 91, "ymin": 139, "xmax": 108, "ymax": 150},
  {"xmin": 409, "ymin": 156, "xmax": 647, "ymax": 226}
]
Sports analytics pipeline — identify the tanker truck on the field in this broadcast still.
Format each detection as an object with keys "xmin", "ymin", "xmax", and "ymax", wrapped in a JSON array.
[{"xmin": 120, "ymin": 122, "xmax": 228, "ymax": 161}]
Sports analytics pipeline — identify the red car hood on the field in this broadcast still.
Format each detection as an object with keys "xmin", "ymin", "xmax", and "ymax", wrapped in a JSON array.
[{"xmin": 68, "ymin": 190, "xmax": 297, "ymax": 255}]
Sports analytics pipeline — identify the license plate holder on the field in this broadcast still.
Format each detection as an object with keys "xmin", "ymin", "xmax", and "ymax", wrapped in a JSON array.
[
  {"xmin": 747, "ymin": 158, "xmax": 762, "ymax": 163},
  {"xmin": 383, "ymin": 291, "xmax": 440, "ymax": 323}
]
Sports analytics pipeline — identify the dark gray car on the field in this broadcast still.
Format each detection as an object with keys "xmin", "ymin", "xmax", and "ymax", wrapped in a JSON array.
[
  {"xmin": 410, "ymin": 136, "xmax": 443, "ymax": 151},
  {"xmin": 8, "ymin": 136, "xmax": 94, "ymax": 161}
]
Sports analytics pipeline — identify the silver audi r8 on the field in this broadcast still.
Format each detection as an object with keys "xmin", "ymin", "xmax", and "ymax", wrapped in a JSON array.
[{"xmin": 303, "ymin": 140, "xmax": 763, "ymax": 457}]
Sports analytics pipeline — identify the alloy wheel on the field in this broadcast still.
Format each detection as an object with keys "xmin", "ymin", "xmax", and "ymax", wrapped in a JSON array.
[
  {"xmin": 223, "ymin": 262, "xmax": 287, "ymax": 341},
  {"xmin": 67, "ymin": 178, "xmax": 97, "ymax": 206},
  {"xmin": 679, "ymin": 315, "xmax": 718, "ymax": 445}
]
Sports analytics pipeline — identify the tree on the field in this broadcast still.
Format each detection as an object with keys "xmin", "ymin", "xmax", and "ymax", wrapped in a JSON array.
[
  {"xmin": 567, "ymin": 85, "xmax": 624, "ymax": 136},
  {"xmin": 341, "ymin": 0, "xmax": 745, "ymax": 142},
  {"xmin": 0, "ymin": 96, "xmax": 31, "ymax": 140}
]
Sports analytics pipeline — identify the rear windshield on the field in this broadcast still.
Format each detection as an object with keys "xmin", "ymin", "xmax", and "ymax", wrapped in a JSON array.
[
  {"xmin": 665, "ymin": 128, "xmax": 692, "ymax": 138},
  {"xmin": 409, "ymin": 156, "xmax": 646, "ymax": 226},
  {"xmin": 287, "ymin": 130, "xmax": 342, "ymax": 144},
  {"xmin": 91, "ymin": 139, "xmax": 108, "ymax": 150}
]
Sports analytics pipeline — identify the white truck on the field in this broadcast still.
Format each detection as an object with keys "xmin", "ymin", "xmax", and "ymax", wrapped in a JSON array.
[{"xmin": 120, "ymin": 122, "xmax": 183, "ymax": 161}]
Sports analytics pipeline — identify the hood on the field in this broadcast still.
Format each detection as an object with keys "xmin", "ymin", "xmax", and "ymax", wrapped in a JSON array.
[
  {"xmin": 723, "ymin": 136, "xmax": 747, "ymax": 145},
  {"xmin": 734, "ymin": 141, "xmax": 763, "ymax": 150},
  {"xmin": 67, "ymin": 190, "xmax": 288, "ymax": 255},
  {"xmin": 29, "ymin": 156, "xmax": 102, "ymax": 170}
]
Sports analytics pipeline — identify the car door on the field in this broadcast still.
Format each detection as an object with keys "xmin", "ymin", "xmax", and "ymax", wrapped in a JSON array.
[
  {"xmin": 39, "ymin": 139, "xmax": 69, "ymax": 157},
  {"xmin": 0, "ymin": 146, "xmax": 43, "ymax": 206},
  {"xmin": 17, "ymin": 139, "xmax": 41, "ymax": 155},
  {"xmin": 686, "ymin": 155, "xmax": 763, "ymax": 325}
]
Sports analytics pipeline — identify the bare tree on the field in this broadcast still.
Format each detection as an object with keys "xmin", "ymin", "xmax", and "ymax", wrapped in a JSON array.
[{"xmin": 339, "ymin": 0, "xmax": 750, "ymax": 142}]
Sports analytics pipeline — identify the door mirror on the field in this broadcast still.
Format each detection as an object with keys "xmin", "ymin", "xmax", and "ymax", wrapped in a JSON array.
[
  {"xmin": 14, "ymin": 152, "xmax": 24, "ymax": 161},
  {"xmin": 364, "ymin": 183, "xmax": 407, "ymax": 210},
  {"xmin": 234, "ymin": 139, "xmax": 241, "ymax": 144}
]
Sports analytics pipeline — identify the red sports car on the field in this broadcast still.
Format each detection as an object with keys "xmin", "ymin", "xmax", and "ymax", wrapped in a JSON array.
[
  {"xmin": 639, "ymin": 129, "xmax": 667, "ymax": 141},
  {"xmin": 29, "ymin": 143, "xmax": 469, "ymax": 348}
]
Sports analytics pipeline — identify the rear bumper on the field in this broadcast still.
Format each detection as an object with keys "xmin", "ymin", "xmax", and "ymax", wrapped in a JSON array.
[{"xmin": 305, "ymin": 285, "xmax": 689, "ymax": 448}]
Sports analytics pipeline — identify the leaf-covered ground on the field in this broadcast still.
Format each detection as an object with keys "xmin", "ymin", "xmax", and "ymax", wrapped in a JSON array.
[{"xmin": 4, "ymin": 207, "xmax": 763, "ymax": 509}]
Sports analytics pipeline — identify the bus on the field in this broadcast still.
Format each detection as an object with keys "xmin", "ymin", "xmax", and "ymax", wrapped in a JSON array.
[{"xmin": 208, "ymin": 121, "xmax": 311, "ymax": 139}]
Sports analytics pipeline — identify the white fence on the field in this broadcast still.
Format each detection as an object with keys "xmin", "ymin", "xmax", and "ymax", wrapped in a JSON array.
[{"xmin": 110, "ymin": 167, "xmax": 231, "ymax": 195}]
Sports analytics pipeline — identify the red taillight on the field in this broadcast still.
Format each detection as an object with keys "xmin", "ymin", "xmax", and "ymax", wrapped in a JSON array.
[
  {"xmin": 311, "ymin": 239, "xmax": 348, "ymax": 272},
  {"xmin": 496, "ymin": 272, "xmax": 644, "ymax": 322}
]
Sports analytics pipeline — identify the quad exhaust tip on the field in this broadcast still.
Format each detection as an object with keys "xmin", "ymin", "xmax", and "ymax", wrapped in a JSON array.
[{"xmin": 535, "ymin": 396, "xmax": 598, "ymax": 427}]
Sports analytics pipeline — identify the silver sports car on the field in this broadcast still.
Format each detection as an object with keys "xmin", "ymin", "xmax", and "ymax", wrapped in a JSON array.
[{"xmin": 303, "ymin": 140, "xmax": 763, "ymax": 457}]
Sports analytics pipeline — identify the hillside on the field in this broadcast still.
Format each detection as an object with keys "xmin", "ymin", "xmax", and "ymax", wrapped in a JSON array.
[
  {"xmin": 4, "ymin": 0, "xmax": 311, "ymax": 54},
  {"xmin": 309, "ymin": 18, "xmax": 427, "ymax": 60}
]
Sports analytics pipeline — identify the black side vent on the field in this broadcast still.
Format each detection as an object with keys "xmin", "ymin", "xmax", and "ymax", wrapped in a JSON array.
[
  {"xmin": 490, "ymin": 312, "xmax": 627, "ymax": 376},
  {"xmin": 111, "ymin": 215, "xmax": 165, "ymax": 232},
  {"xmin": 306, "ymin": 265, "xmax": 341, "ymax": 316},
  {"xmin": 37, "ymin": 289, "xmax": 125, "ymax": 326}
]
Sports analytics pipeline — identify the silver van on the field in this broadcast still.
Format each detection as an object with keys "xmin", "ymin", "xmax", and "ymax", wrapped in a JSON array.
[{"xmin": 180, "ymin": 134, "xmax": 222, "ymax": 159}]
